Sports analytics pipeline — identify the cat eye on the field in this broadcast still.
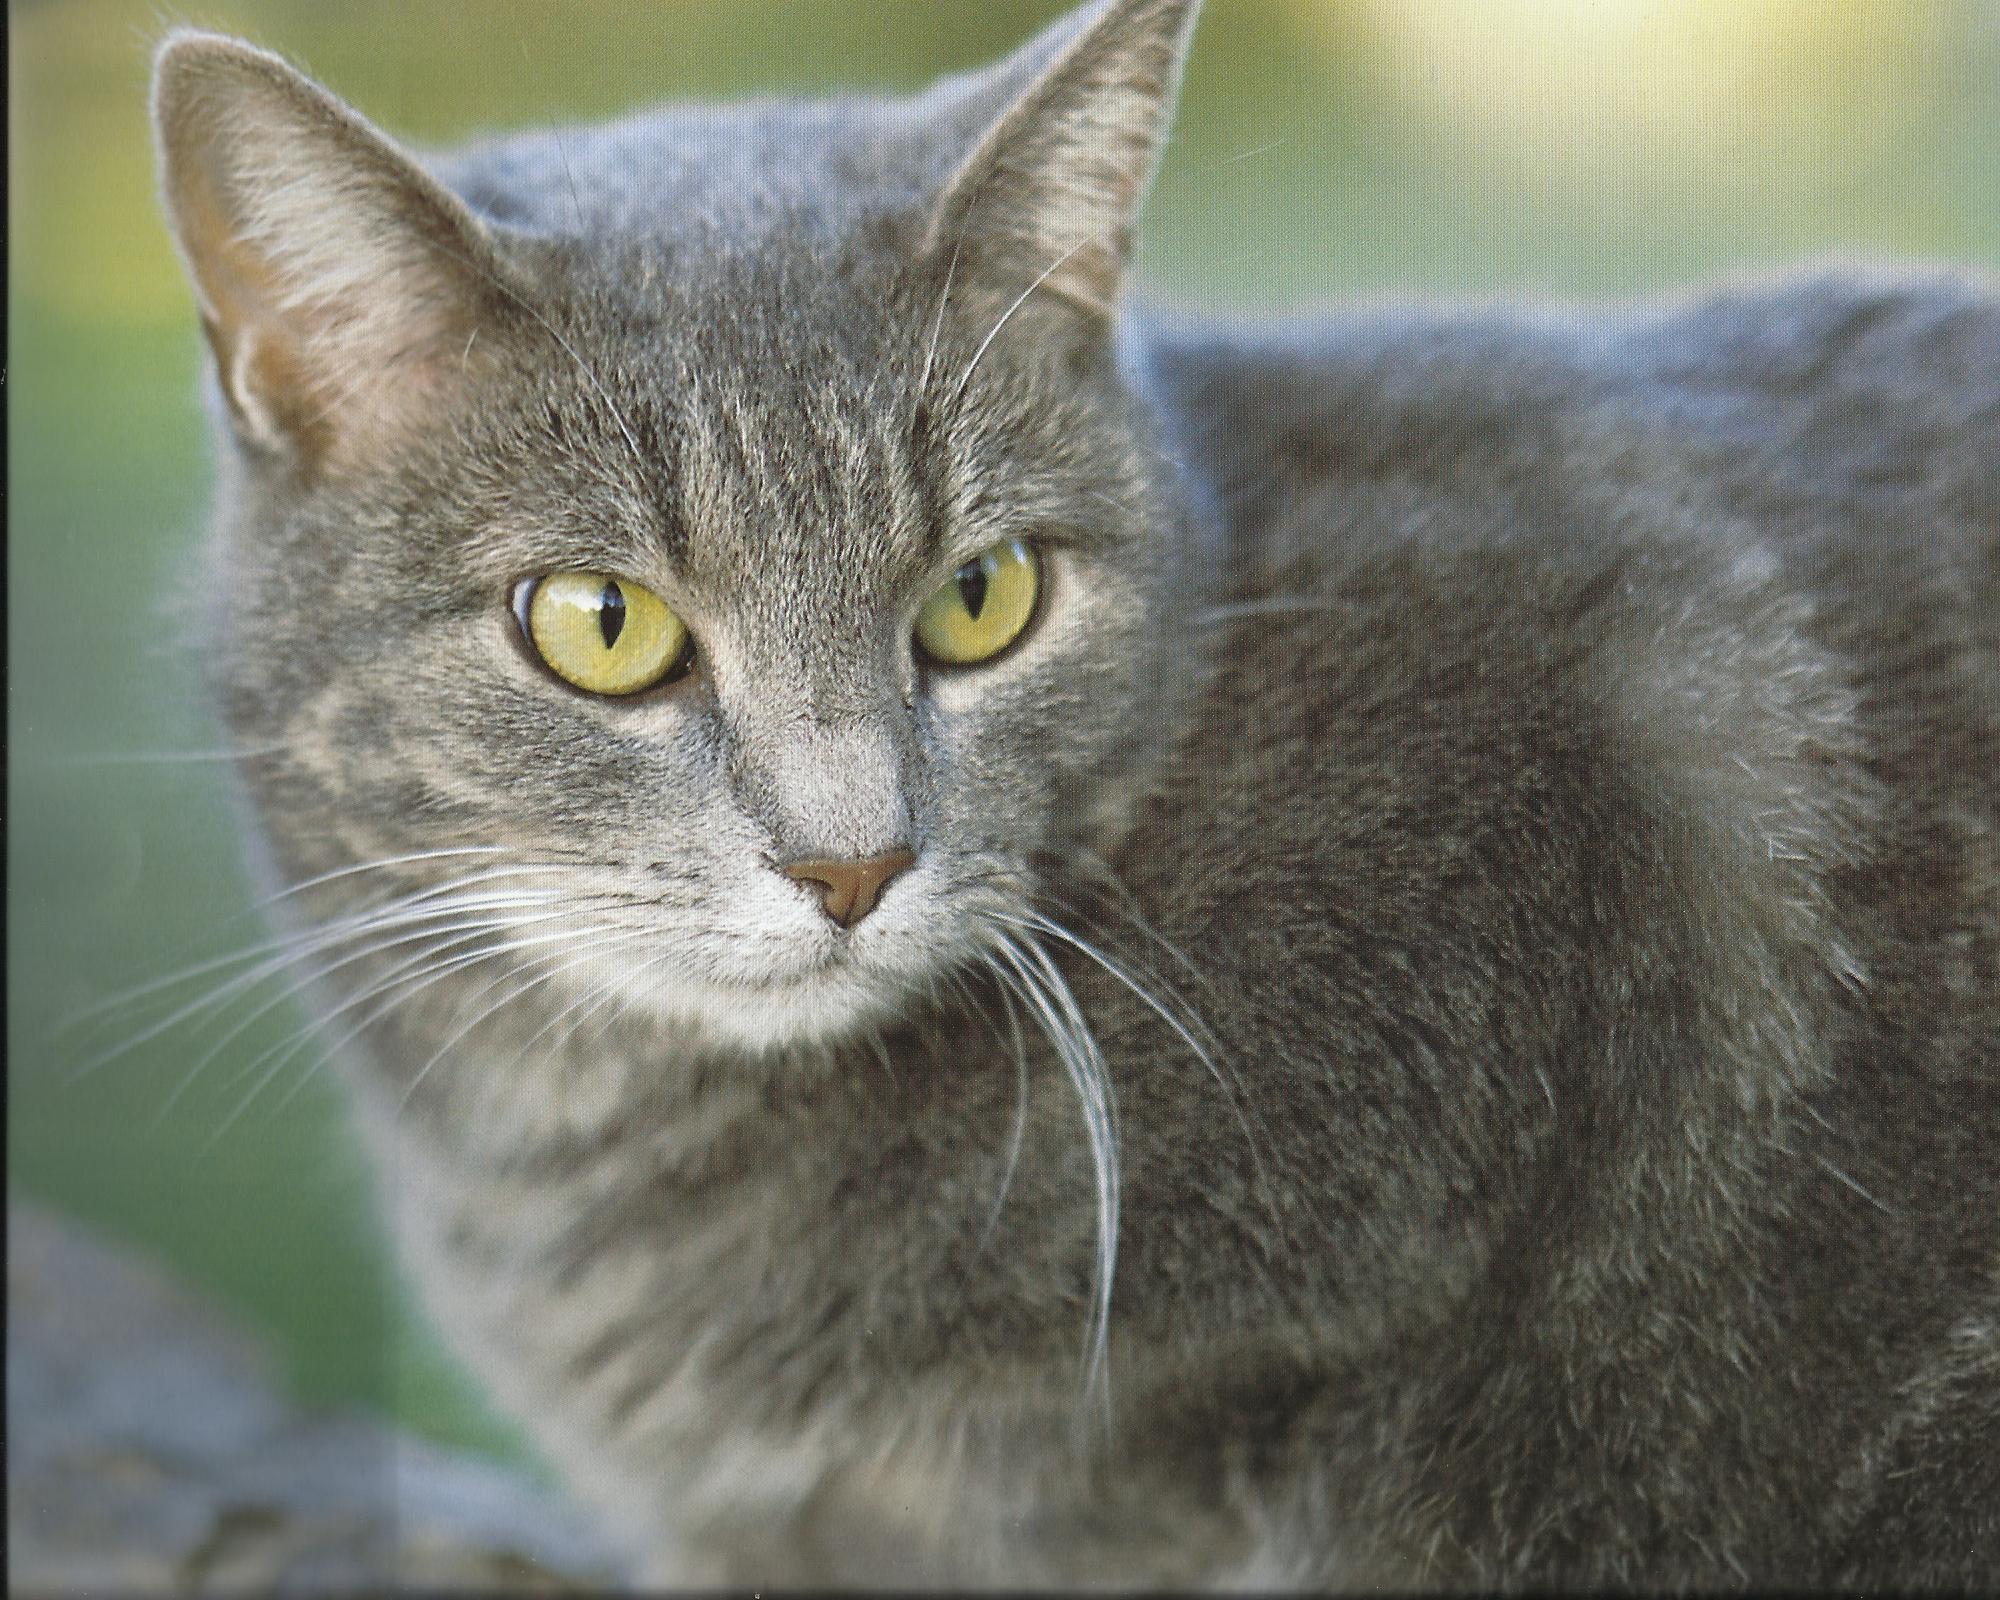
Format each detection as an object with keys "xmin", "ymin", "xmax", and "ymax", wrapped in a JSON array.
[
  {"xmin": 913, "ymin": 540, "xmax": 1040, "ymax": 667},
  {"xmin": 515, "ymin": 572, "xmax": 692, "ymax": 696}
]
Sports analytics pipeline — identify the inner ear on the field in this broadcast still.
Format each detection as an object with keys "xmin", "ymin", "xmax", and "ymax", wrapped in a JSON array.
[
  {"xmin": 153, "ymin": 31, "xmax": 519, "ymax": 474},
  {"xmin": 924, "ymin": 0, "xmax": 1202, "ymax": 329}
]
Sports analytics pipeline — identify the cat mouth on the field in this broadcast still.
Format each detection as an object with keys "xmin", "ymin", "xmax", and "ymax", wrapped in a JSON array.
[
  {"xmin": 733, "ymin": 927, "xmax": 926, "ymax": 1000},
  {"xmin": 566, "ymin": 914, "xmax": 952, "ymax": 1053},
  {"xmin": 531, "ymin": 857, "xmax": 983, "ymax": 1051}
]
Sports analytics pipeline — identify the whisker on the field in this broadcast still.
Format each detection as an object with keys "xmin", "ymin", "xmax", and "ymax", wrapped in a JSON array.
[
  {"xmin": 574, "ymin": 960, "xmax": 661, "ymax": 1053},
  {"xmin": 1218, "ymin": 138, "xmax": 1286, "ymax": 166},
  {"xmin": 974, "ymin": 961, "xmax": 1032, "ymax": 1256},
  {"xmin": 153, "ymin": 906, "xmax": 589, "ymax": 1126},
  {"xmin": 154, "ymin": 932, "xmax": 469, "ymax": 1128},
  {"xmin": 865, "ymin": 1030, "xmax": 900, "ymax": 1088},
  {"xmin": 989, "ymin": 928, "xmax": 1118, "ymax": 1434},
  {"xmin": 1192, "ymin": 596, "xmax": 1333, "ymax": 626},
  {"xmin": 950, "ymin": 241, "xmax": 1087, "ymax": 410},
  {"xmin": 258, "ymin": 923, "xmax": 657, "ymax": 1126},
  {"xmin": 67, "ymin": 892, "xmax": 568, "ymax": 1082},
  {"xmin": 497, "ymin": 930, "xmax": 668, "ymax": 1069},
  {"xmin": 191, "ymin": 912, "xmax": 607, "ymax": 1125},
  {"xmin": 453, "ymin": 245, "xmax": 650, "ymax": 486},
  {"xmin": 1050, "ymin": 860, "xmax": 1212, "ymax": 991},
  {"xmin": 65, "ymin": 869, "xmax": 568, "ymax": 1033},
  {"xmin": 250, "ymin": 846, "xmax": 528, "ymax": 910},
  {"xmin": 520, "ymin": 31, "xmax": 591, "ymax": 234},
  {"xmin": 196, "ymin": 934, "xmax": 573, "ymax": 1149},
  {"xmin": 996, "ymin": 907, "xmax": 1273, "ymax": 1210},
  {"xmin": 32, "ymin": 741, "xmax": 296, "ymax": 768},
  {"xmin": 541, "ymin": 956, "xmax": 652, "ymax": 1062},
  {"xmin": 397, "ymin": 938, "xmax": 642, "ymax": 1113},
  {"xmin": 917, "ymin": 236, "xmax": 963, "ymax": 399}
]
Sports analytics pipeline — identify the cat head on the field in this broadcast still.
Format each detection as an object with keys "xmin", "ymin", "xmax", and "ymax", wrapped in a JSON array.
[{"xmin": 154, "ymin": 0, "xmax": 1212, "ymax": 1058}]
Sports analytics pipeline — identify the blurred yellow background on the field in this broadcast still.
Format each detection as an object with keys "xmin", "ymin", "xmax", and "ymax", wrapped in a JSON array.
[
  {"xmin": 10, "ymin": 0, "xmax": 1999, "ymax": 1467},
  {"xmin": 15, "ymin": 0, "xmax": 1999, "ymax": 323}
]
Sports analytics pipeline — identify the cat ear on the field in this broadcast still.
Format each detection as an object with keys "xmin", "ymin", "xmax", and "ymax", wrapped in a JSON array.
[
  {"xmin": 926, "ymin": 0, "xmax": 1201, "ymax": 325},
  {"xmin": 152, "ymin": 32, "xmax": 510, "ymax": 474}
]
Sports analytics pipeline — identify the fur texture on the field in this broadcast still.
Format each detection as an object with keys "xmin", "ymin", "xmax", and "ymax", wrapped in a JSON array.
[{"xmin": 154, "ymin": 0, "xmax": 1999, "ymax": 1586}]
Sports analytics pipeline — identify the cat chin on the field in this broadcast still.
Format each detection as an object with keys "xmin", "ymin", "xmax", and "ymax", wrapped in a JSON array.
[
  {"xmin": 572, "ymin": 948, "xmax": 931, "ymax": 1058},
  {"xmin": 675, "ymin": 980, "xmax": 903, "ymax": 1057}
]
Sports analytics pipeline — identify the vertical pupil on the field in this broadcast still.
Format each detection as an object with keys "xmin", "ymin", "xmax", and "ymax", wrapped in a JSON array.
[
  {"xmin": 957, "ymin": 561, "xmax": 989, "ymax": 620},
  {"xmin": 597, "ymin": 580, "xmax": 626, "ymax": 649}
]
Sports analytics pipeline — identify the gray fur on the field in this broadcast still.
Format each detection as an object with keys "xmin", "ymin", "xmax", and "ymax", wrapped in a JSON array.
[{"xmin": 153, "ymin": 0, "xmax": 1999, "ymax": 1586}]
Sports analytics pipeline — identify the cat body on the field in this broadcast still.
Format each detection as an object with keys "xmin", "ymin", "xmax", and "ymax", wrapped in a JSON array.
[{"xmin": 153, "ymin": 0, "xmax": 1999, "ymax": 1586}]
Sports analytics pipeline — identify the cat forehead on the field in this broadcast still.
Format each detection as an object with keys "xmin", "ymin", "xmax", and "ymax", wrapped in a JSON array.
[
  {"xmin": 416, "ymin": 90, "xmax": 1133, "ymax": 588},
  {"xmin": 464, "ymin": 315, "xmax": 948, "ymax": 602},
  {"xmin": 439, "ymin": 95, "xmax": 961, "ymax": 254},
  {"xmin": 446, "ymin": 106, "xmax": 959, "ymax": 444}
]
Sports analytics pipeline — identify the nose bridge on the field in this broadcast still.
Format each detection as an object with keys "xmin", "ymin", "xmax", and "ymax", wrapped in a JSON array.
[{"xmin": 726, "ymin": 693, "xmax": 916, "ymax": 863}]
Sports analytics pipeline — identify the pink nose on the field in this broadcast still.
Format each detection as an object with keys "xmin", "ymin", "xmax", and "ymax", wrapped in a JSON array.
[{"xmin": 783, "ymin": 849, "xmax": 916, "ymax": 929}]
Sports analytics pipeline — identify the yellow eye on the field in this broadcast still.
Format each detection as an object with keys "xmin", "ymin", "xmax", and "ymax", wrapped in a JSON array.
[
  {"xmin": 913, "ymin": 540, "xmax": 1040, "ymax": 667},
  {"xmin": 519, "ymin": 572, "xmax": 690, "ymax": 696}
]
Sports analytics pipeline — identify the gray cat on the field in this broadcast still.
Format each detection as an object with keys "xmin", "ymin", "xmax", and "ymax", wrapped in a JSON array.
[{"xmin": 151, "ymin": 0, "xmax": 1998, "ymax": 1586}]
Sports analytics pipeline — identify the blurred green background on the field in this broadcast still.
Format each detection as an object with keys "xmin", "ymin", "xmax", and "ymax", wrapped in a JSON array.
[{"xmin": 10, "ymin": 0, "xmax": 2000, "ymax": 1473}]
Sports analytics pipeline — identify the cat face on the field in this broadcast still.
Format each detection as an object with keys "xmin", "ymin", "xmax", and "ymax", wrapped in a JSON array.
[{"xmin": 163, "ymin": 2, "xmax": 1207, "ymax": 1060}]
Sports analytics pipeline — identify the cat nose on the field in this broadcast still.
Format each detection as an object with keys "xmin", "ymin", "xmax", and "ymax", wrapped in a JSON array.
[{"xmin": 783, "ymin": 849, "xmax": 916, "ymax": 929}]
